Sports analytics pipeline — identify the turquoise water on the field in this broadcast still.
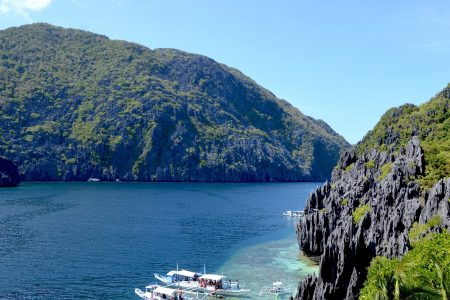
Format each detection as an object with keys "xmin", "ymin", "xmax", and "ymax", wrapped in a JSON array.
[
  {"xmin": 0, "ymin": 182, "xmax": 319, "ymax": 299},
  {"xmin": 217, "ymin": 234, "xmax": 318, "ymax": 299}
]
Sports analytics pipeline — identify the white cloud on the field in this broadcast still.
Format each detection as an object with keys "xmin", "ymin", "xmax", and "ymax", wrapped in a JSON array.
[{"xmin": 0, "ymin": 0, "xmax": 53, "ymax": 18}]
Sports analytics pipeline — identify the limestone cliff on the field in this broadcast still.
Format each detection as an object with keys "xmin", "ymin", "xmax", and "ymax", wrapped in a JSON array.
[{"xmin": 295, "ymin": 86, "xmax": 450, "ymax": 299}]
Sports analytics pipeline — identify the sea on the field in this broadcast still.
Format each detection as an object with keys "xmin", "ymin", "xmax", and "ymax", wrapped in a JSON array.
[{"xmin": 0, "ymin": 182, "xmax": 319, "ymax": 299}]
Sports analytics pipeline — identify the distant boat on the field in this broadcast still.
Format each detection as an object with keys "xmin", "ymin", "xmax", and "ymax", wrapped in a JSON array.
[
  {"xmin": 282, "ymin": 210, "xmax": 304, "ymax": 217},
  {"xmin": 259, "ymin": 281, "xmax": 294, "ymax": 296},
  {"xmin": 87, "ymin": 178, "xmax": 100, "ymax": 182}
]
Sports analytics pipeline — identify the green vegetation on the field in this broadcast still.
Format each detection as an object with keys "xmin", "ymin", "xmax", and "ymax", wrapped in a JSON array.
[
  {"xmin": 377, "ymin": 163, "xmax": 393, "ymax": 181},
  {"xmin": 360, "ymin": 231, "xmax": 450, "ymax": 300},
  {"xmin": 358, "ymin": 89, "xmax": 450, "ymax": 190},
  {"xmin": 0, "ymin": 23, "xmax": 349, "ymax": 181},
  {"xmin": 408, "ymin": 215, "xmax": 442, "ymax": 246},
  {"xmin": 345, "ymin": 163, "xmax": 354, "ymax": 172},
  {"xmin": 352, "ymin": 204, "xmax": 371, "ymax": 224},
  {"xmin": 340, "ymin": 198, "xmax": 349, "ymax": 206},
  {"xmin": 364, "ymin": 160, "xmax": 376, "ymax": 169},
  {"xmin": 359, "ymin": 256, "xmax": 400, "ymax": 300}
]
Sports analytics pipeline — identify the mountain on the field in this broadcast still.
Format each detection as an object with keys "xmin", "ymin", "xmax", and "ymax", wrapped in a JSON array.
[
  {"xmin": 0, "ymin": 157, "xmax": 20, "ymax": 187},
  {"xmin": 295, "ymin": 86, "xmax": 450, "ymax": 299},
  {"xmin": 0, "ymin": 23, "xmax": 348, "ymax": 182}
]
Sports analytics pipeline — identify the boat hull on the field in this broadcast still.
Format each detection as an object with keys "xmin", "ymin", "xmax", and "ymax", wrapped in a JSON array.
[{"xmin": 215, "ymin": 289, "xmax": 251, "ymax": 296}]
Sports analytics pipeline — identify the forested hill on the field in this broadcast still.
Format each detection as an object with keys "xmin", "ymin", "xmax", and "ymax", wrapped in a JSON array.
[
  {"xmin": 295, "ymin": 85, "xmax": 450, "ymax": 299},
  {"xmin": 0, "ymin": 23, "xmax": 348, "ymax": 181}
]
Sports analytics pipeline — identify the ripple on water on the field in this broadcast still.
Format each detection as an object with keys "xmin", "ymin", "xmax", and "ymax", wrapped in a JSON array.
[
  {"xmin": 0, "ymin": 182, "xmax": 321, "ymax": 299},
  {"xmin": 0, "ymin": 192, "xmax": 75, "ymax": 256}
]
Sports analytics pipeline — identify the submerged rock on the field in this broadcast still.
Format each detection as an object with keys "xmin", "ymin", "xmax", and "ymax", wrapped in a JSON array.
[
  {"xmin": 0, "ymin": 157, "xmax": 20, "ymax": 187},
  {"xmin": 294, "ymin": 137, "xmax": 450, "ymax": 299}
]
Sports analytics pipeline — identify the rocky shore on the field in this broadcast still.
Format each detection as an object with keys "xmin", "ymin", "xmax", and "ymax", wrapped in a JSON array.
[
  {"xmin": 294, "ymin": 137, "xmax": 450, "ymax": 299},
  {"xmin": 0, "ymin": 157, "xmax": 20, "ymax": 187}
]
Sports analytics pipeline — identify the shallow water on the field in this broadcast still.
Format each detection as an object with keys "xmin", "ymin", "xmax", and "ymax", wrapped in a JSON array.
[
  {"xmin": 0, "ymin": 182, "xmax": 319, "ymax": 299},
  {"xmin": 217, "ymin": 233, "xmax": 318, "ymax": 299}
]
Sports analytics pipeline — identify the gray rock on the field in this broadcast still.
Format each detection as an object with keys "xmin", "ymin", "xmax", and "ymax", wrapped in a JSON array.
[
  {"xmin": 294, "ymin": 137, "xmax": 450, "ymax": 299},
  {"xmin": 0, "ymin": 157, "xmax": 20, "ymax": 187}
]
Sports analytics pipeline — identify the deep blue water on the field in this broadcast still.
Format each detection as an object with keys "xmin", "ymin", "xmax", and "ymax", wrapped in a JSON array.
[{"xmin": 0, "ymin": 182, "xmax": 320, "ymax": 299}]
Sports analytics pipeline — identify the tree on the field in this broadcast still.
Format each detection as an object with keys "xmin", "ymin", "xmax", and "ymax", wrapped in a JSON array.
[{"xmin": 360, "ymin": 231, "xmax": 450, "ymax": 300}]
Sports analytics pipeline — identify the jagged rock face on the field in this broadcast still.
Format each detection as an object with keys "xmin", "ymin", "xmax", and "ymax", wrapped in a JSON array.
[
  {"xmin": 0, "ymin": 157, "xmax": 20, "ymax": 187},
  {"xmin": 294, "ymin": 137, "xmax": 450, "ymax": 299}
]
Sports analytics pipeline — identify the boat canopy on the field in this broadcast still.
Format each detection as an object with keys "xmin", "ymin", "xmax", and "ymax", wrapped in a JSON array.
[
  {"xmin": 200, "ymin": 274, "xmax": 226, "ymax": 281},
  {"xmin": 145, "ymin": 284, "xmax": 159, "ymax": 289},
  {"xmin": 167, "ymin": 270, "xmax": 197, "ymax": 277},
  {"xmin": 154, "ymin": 287, "xmax": 177, "ymax": 296}
]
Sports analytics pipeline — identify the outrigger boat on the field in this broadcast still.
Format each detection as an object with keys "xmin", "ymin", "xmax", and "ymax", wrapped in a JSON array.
[
  {"xmin": 154, "ymin": 270, "xmax": 200, "ymax": 286},
  {"xmin": 282, "ymin": 210, "xmax": 304, "ymax": 217},
  {"xmin": 155, "ymin": 268, "xmax": 250, "ymax": 297},
  {"xmin": 259, "ymin": 281, "xmax": 293, "ymax": 297},
  {"xmin": 197, "ymin": 273, "xmax": 250, "ymax": 296},
  {"xmin": 135, "ymin": 284, "xmax": 208, "ymax": 300}
]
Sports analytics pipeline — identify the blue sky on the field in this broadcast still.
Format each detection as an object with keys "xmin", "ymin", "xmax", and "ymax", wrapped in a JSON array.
[{"xmin": 1, "ymin": 0, "xmax": 449, "ymax": 144}]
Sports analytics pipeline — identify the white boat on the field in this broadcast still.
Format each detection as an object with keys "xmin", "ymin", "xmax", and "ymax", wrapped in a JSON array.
[
  {"xmin": 154, "ymin": 269, "xmax": 200, "ymax": 286},
  {"xmin": 156, "ymin": 268, "xmax": 250, "ymax": 297},
  {"xmin": 197, "ymin": 273, "xmax": 250, "ymax": 296},
  {"xmin": 135, "ymin": 284, "xmax": 160, "ymax": 299},
  {"xmin": 259, "ymin": 281, "xmax": 294, "ymax": 296},
  {"xmin": 135, "ymin": 284, "xmax": 208, "ymax": 300},
  {"xmin": 282, "ymin": 210, "xmax": 304, "ymax": 217},
  {"xmin": 87, "ymin": 177, "xmax": 100, "ymax": 182}
]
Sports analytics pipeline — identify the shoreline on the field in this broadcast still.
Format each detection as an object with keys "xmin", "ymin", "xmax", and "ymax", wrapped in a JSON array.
[{"xmin": 11, "ymin": 180, "xmax": 326, "ymax": 184}]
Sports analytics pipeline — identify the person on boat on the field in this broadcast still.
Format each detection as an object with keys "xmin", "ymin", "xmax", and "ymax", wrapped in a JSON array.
[{"xmin": 236, "ymin": 280, "xmax": 240, "ymax": 289}]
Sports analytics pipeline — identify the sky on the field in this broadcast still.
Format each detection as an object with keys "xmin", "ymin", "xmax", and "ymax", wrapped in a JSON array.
[{"xmin": 0, "ymin": 0, "xmax": 449, "ymax": 144}]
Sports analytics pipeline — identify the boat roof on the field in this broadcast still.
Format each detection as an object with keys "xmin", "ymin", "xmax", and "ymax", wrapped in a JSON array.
[
  {"xmin": 200, "ymin": 274, "xmax": 226, "ymax": 281},
  {"xmin": 167, "ymin": 270, "xmax": 197, "ymax": 277},
  {"xmin": 273, "ymin": 281, "xmax": 283, "ymax": 286},
  {"xmin": 154, "ymin": 287, "xmax": 177, "ymax": 295},
  {"xmin": 145, "ymin": 284, "xmax": 159, "ymax": 289}
]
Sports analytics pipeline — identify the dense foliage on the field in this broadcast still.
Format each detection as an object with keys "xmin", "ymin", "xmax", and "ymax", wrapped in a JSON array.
[
  {"xmin": 408, "ymin": 215, "xmax": 442, "ymax": 247},
  {"xmin": 352, "ymin": 204, "xmax": 371, "ymax": 224},
  {"xmin": 360, "ymin": 231, "xmax": 450, "ymax": 300},
  {"xmin": 358, "ymin": 87, "xmax": 450, "ymax": 189},
  {"xmin": 0, "ymin": 23, "xmax": 348, "ymax": 181}
]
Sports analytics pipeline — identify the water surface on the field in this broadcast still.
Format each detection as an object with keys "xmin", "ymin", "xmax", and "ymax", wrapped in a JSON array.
[{"xmin": 0, "ymin": 182, "xmax": 319, "ymax": 299}]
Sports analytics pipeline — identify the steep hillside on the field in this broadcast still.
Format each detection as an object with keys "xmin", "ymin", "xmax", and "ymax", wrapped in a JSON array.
[
  {"xmin": 0, "ymin": 23, "xmax": 348, "ymax": 181},
  {"xmin": 295, "ymin": 86, "xmax": 450, "ymax": 299},
  {"xmin": 358, "ymin": 85, "xmax": 450, "ymax": 189}
]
